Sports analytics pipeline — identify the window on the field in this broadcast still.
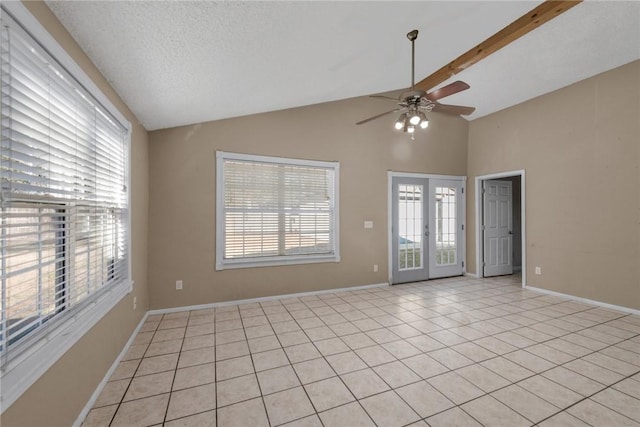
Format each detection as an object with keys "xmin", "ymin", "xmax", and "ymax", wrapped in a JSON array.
[
  {"xmin": 216, "ymin": 152, "xmax": 339, "ymax": 269},
  {"xmin": 1, "ymin": 3, "xmax": 131, "ymax": 410}
]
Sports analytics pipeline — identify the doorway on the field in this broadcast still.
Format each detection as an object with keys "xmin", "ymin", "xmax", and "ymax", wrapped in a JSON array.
[
  {"xmin": 475, "ymin": 170, "xmax": 526, "ymax": 287},
  {"xmin": 389, "ymin": 173, "xmax": 465, "ymax": 285}
]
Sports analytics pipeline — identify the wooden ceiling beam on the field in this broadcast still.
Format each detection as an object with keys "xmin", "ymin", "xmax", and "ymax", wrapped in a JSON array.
[{"xmin": 414, "ymin": 0, "xmax": 583, "ymax": 92}]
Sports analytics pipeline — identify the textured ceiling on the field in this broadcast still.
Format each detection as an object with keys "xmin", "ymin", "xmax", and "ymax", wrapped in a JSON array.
[{"xmin": 45, "ymin": 1, "xmax": 640, "ymax": 131}]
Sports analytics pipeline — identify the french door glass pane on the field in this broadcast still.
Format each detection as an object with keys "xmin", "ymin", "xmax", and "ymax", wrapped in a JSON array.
[
  {"xmin": 398, "ymin": 184, "xmax": 423, "ymax": 270},
  {"xmin": 435, "ymin": 187, "xmax": 456, "ymax": 266}
]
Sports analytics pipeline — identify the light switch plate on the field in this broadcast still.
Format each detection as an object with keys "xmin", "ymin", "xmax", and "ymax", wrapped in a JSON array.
[{"xmin": 364, "ymin": 221, "xmax": 373, "ymax": 229}]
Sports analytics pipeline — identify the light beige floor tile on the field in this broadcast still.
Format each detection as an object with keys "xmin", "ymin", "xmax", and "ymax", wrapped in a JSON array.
[
  {"xmin": 353, "ymin": 318, "xmax": 383, "ymax": 332},
  {"xmin": 341, "ymin": 368, "xmax": 390, "ymax": 399},
  {"xmin": 455, "ymin": 364, "xmax": 510, "ymax": 393},
  {"xmin": 305, "ymin": 326, "xmax": 336, "ymax": 341},
  {"xmin": 124, "ymin": 370, "xmax": 174, "ymax": 401},
  {"xmin": 186, "ymin": 323, "xmax": 216, "ymax": 337},
  {"xmin": 538, "ymin": 411, "xmax": 590, "ymax": 427},
  {"xmin": 178, "ymin": 346, "xmax": 215, "ymax": 368},
  {"xmin": 93, "ymin": 379, "xmax": 129, "ymax": 407},
  {"xmin": 82, "ymin": 405, "xmax": 118, "ymax": 427},
  {"xmin": 133, "ymin": 332, "xmax": 154, "ymax": 345},
  {"xmin": 356, "ymin": 345, "xmax": 396, "ymax": 366},
  {"xmin": 245, "ymin": 324, "xmax": 274, "ymax": 339},
  {"xmin": 428, "ymin": 330, "xmax": 468, "ymax": 346},
  {"xmin": 504, "ymin": 349, "xmax": 556, "ymax": 373},
  {"xmin": 281, "ymin": 415, "xmax": 322, "ymax": 426},
  {"xmin": 494, "ymin": 331, "xmax": 537, "ymax": 348},
  {"xmin": 542, "ymin": 366, "xmax": 605, "ymax": 396},
  {"xmin": 136, "ymin": 353, "xmax": 179, "ymax": 376},
  {"xmin": 122, "ymin": 344, "xmax": 148, "ymax": 361},
  {"xmin": 402, "ymin": 353, "xmax": 449, "ymax": 379},
  {"xmin": 613, "ymin": 378, "xmax": 640, "ymax": 399},
  {"xmin": 451, "ymin": 341, "xmax": 497, "ymax": 362},
  {"xmin": 215, "ymin": 319, "xmax": 244, "ymax": 332},
  {"xmin": 257, "ymin": 365, "xmax": 300, "ymax": 395},
  {"xmin": 373, "ymin": 360, "xmax": 421, "ymax": 388},
  {"xmin": 428, "ymin": 348, "xmax": 474, "ymax": 370},
  {"xmin": 480, "ymin": 356, "xmax": 534, "ymax": 382},
  {"xmin": 526, "ymin": 343, "xmax": 575, "ymax": 364},
  {"xmin": 263, "ymin": 386, "xmax": 315, "ymax": 426},
  {"xmin": 360, "ymin": 390, "xmax": 420, "ymax": 427},
  {"xmin": 341, "ymin": 332, "xmax": 377, "ymax": 350},
  {"xmin": 519, "ymin": 375, "xmax": 582, "ymax": 408},
  {"xmin": 284, "ymin": 343, "xmax": 322, "ymax": 363},
  {"xmin": 396, "ymin": 380, "xmax": 455, "ymax": 418},
  {"xmin": 591, "ymin": 388, "xmax": 640, "ymax": 421},
  {"xmin": 145, "ymin": 339, "xmax": 183, "ymax": 357},
  {"xmin": 217, "ymin": 373, "xmax": 261, "ymax": 407},
  {"xmin": 386, "ymin": 323, "xmax": 421, "ymax": 338},
  {"xmin": 164, "ymin": 410, "xmax": 216, "ymax": 427},
  {"xmin": 427, "ymin": 371, "xmax": 484, "ymax": 405},
  {"xmin": 217, "ymin": 397, "xmax": 269, "ymax": 427},
  {"xmin": 110, "ymin": 359, "xmax": 140, "ymax": 381},
  {"xmin": 601, "ymin": 345, "xmax": 640, "ymax": 366},
  {"xmin": 492, "ymin": 384, "xmax": 559, "ymax": 423},
  {"xmin": 426, "ymin": 407, "xmax": 482, "ymax": 427},
  {"xmin": 216, "ymin": 340, "xmax": 250, "ymax": 361},
  {"xmin": 474, "ymin": 336, "xmax": 518, "ymax": 355},
  {"xmin": 568, "ymin": 399, "xmax": 639, "ymax": 426},
  {"xmin": 405, "ymin": 334, "xmax": 446, "ymax": 352},
  {"xmin": 111, "ymin": 393, "xmax": 170, "ymax": 427},
  {"xmin": 166, "ymin": 382, "xmax": 216, "ymax": 420},
  {"xmin": 252, "ymin": 348, "xmax": 290, "ymax": 372},
  {"xmin": 173, "ymin": 362, "xmax": 216, "ymax": 390},
  {"xmin": 248, "ymin": 335, "xmax": 281, "ymax": 353},
  {"xmin": 314, "ymin": 337, "xmax": 350, "ymax": 356},
  {"xmin": 159, "ymin": 318, "xmax": 189, "ymax": 330},
  {"xmin": 318, "ymin": 401, "xmax": 375, "ymax": 427},
  {"xmin": 140, "ymin": 321, "xmax": 160, "ymax": 333},
  {"xmin": 366, "ymin": 328, "xmax": 401, "ymax": 344},
  {"xmin": 293, "ymin": 358, "xmax": 335, "ymax": 384},
  {"xmin": 545, "ymin": 338, "xmax": 592, "ymax": 357},
  {"xmin": 182, "ymin": 333, "xmax": 215, "ymax": 351},
  {"xmin": 216, "ymin": 355, "xmax": 254, "ymax": 381},
  {"xmin": 216, "ymin": 329, "xmax": 246, "ymax": 345},
  {"xmin": 304, "ymin": 376, "xmax": 355, "ymax": 412},
  {"xmin": 582, "ymin": 352, "xmax": 638, "ymax": 376},
  {"xmin": 565, "ymin": 358, "xmax": 626, "ymax": 384},
  {"xmin": 325, "ymin": 351, "xmax": 367, "ymax": 374},
  {"xmin": 153, "ymin": 327, "xmax": 186, "ymax": 342},
  {"xmin": 381, "ymin": 340, "xmax": 421, "ymax": 359},
  {"xmin": 328, "ymin": 322, "xmax": 360, "ymax": 337},
  {"xmin": 461, "ymin": 394, "xmax": 531, "ymax": 427},
  {"xmin": 277, "ymin": 330, "xmax": 309, "ymax": 347}
]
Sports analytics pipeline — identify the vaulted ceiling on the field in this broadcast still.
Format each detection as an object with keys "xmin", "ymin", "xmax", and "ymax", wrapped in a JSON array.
[{"xmin": 46, "ymin": 1, "xmax": 640, "ymax": 131}]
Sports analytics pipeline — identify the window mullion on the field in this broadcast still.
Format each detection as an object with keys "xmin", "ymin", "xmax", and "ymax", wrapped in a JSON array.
[{"xmin": 278, "ymin": 165, "xmax": 285, "ymax": 257}]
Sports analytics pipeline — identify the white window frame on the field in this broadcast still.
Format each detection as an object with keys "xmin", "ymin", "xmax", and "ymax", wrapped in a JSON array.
[
  {"xmin": 216, "ymin": 151, "xmax": 340, "ymax": 270},
  {"xmin": 0, "ymin": 2, "xmax": 132, "ymax": 412}
]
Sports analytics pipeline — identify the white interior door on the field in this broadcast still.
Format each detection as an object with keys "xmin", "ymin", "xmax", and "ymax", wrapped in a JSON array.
[
  {"xmin": 392, "ymin": 177, "xmax": 429, "ymax": 284},
  {"xmin": 428, "ymin": 179, "xmax": 464, "ymax": 278},
  {"xmin": 483, "ymin": 180, "xmax": 513, "ymax": 276}
]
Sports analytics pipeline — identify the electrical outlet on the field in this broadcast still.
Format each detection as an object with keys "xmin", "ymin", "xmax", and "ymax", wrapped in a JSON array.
[
  {"xmin": 535, "ymin": 267, "xmax": 541, "ymax": 275},
  {"xmin": 176, "ymin": 280, "xmax": 183, "ymax": 290},
  {"xmin": 373, "ymin": 264, "xmax": 378, "ymax": 272},
  {"xmin": 133, "ymin": 296, "xmax": 137, "ymax": 310}
]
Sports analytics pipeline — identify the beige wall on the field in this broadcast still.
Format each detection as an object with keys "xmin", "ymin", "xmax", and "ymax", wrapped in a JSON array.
[
  {"xmin": 1, "ymin": 2, "xmax": 149, "ymax": 426},
  {"xmin": 467, "ymin": 60, "xmax": 640, "ymax": 310},
  {"xmin": 148, "ymin": 97, "xmax": 468, "ymax": 309}
]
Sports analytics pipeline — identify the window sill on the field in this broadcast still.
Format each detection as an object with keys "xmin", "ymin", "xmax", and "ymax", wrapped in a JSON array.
[{"xmin": 216, "ymin": 254, "xmax": 340, "ymax": 271}]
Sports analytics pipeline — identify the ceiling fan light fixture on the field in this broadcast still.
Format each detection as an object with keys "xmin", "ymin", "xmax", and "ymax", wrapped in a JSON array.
[
  {"xmin": 394, "ymin": 113, "xmax": 407, "ymax": 130},
  {"xmin": 420, "ymin": 117, "xmax": 429, "ymax": 129},
  {"xmin": 407, "ymin": 125, "xmax": 415, "ymax": 133},
  {"xmin": 409, "ymin": 113, "xmax": 421, "ymax": 126}
]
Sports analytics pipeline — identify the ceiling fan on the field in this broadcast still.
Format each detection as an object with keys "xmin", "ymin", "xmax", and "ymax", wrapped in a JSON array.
[{"xmin": 356, "ymin": 29, "xmax": 475, "ymax": 139}]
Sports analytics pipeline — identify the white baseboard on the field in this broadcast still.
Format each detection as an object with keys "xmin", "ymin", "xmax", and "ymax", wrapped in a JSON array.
[
  {"xmin": 148, "ymin": 282, "xmax": 390, "ymax": 316},
  {"xmin": 464, "ymin": 272, "xmax": 479, "ymax": 278},
  {"xmin": 525, "ymin": 285, "xmax": 640, "ymax": 316},
  {"xmin": 73, "ymin": 312, "xmax": 149, "ymax": 427}
]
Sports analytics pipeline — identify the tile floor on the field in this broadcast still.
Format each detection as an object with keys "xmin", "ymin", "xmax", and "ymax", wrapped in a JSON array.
[{"xmin": 82, "ymin": 275, "xmax": 640, "ymax": 427}]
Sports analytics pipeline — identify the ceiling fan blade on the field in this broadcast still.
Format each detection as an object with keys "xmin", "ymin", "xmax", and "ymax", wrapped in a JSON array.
[
  {"xmin": 356, "ymin": 108, "xmax": 401, "ymax": 125},
  {"xmin": 426, "ymin": 81, "xmax": 470, "ymax": 101},
  {"xmin": 414, "ymin": 1, "xmax": 581, "ymax": 92},
  {"xmin": 432, "ymin": 103, "xmax": 476, "ymax": 116},
  {"xmin": 370, "ymin": 95, "xmax": 400, "ymax": 101}
]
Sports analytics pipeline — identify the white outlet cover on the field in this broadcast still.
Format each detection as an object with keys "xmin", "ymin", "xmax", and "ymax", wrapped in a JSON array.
[{"xmin": 364, "ymin": 221, "xmax": 373, "ymax": 229}]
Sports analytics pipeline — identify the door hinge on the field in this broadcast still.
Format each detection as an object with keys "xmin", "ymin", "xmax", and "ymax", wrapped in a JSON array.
[
  {"xmin": 461, "ymin": 224, "xmax": 464, "ymax": 231},
  {"xmin": 462, "ymin": 261, "xmax": 465, "ymax": 268},
  {"xmin": 461, "ymin": 187, "xmax": 464, "ymax": 194}
]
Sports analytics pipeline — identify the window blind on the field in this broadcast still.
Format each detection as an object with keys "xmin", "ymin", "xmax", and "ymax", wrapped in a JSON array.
[
  {"xmin": 1, "ymin": 12, "xmax": 129, "ymax": 356},
  {"xmin": 217, "ymin": 152, "xmax": 339, "ymax": 269}
]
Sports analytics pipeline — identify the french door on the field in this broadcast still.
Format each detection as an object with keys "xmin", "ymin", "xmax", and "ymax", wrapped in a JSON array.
[{"xmin": 391, "ymin": 175, "xmax": 464, "ymax": 284}]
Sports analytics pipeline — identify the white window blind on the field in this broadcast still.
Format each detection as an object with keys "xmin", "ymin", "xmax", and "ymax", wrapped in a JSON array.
[
  {"xmin": 216, "ymin": 152, "xmax": 339, "ymax": 269},
  {"xmin": 1, "ymin": 4, "xmax": 129, "ymax": 380}
]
